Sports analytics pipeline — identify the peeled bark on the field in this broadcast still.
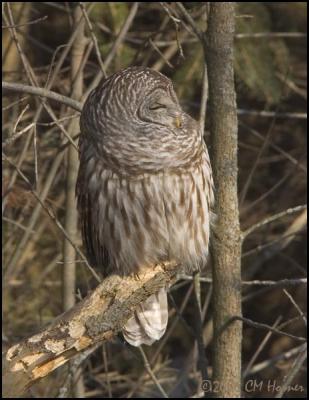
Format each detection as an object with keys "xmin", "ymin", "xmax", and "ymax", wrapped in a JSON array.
[{"xmin": 2, "ymin": 262, "xmax": 179, "ymax": 398}]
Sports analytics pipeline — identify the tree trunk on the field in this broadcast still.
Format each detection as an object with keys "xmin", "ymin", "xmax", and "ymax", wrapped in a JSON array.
[
  {"xmin": 204, "ymin": 3, "xmax": 242, "ymax": 397},
  {"xmin": 62, "ymin": 5, "xmax": 86, "ymax": 397}
]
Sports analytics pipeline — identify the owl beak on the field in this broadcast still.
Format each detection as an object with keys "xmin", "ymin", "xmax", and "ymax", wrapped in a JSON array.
[{"xmin": 174, "ymin": 115, "xmax": 182, "ymax": 129}]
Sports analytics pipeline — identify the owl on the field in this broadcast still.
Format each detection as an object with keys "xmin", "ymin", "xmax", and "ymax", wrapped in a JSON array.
[{"xmin": 76, "ymin": 66, "xmax": 214, "ymax": 346}]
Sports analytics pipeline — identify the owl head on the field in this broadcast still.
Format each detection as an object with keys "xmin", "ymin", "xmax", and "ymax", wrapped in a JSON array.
[
  {"xmin": 83, "ymin": 66, "xmax": 191, "ymax": 135},
  {"xmin": 80, "ymin": 66, "xmax": 201, "ymax": 173}
]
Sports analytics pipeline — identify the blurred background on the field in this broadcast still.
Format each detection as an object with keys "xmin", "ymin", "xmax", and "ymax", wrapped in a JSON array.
[{"xmin": 2, "ymin": 2, "xmax": 307, "ymax": 398}]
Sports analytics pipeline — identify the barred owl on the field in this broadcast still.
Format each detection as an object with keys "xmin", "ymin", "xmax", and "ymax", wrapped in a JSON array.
[{"xmin": 76, "ymin": 66, "xmax": 214, "ymax": 346}]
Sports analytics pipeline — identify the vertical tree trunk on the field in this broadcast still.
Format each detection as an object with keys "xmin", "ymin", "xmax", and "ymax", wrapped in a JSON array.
[
  {"xmin": 204, "ymin": 3, "xmax": 242, "ymax": 397},
  {"xmin": 62, "ymin": 5, "xmax": 86, "ymax": 398}
]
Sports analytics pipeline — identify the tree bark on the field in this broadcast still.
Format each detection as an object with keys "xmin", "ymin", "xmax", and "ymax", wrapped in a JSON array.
[
  {"xmin": 204, "ymin": 3, "xmax": 242, "ymax": 397},
  {"xmin": 62, "ymin": 6, "xmax": 86, "ymax": 397},
  {"xmin": 2, "ymin": 261, "xmax": 179, "ymax": 398}
]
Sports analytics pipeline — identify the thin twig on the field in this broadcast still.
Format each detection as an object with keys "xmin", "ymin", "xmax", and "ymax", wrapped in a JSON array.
[
  {"xmin": 3, "ymin": 153, "xmax": 100, "ymax": 283},
  {"xmin": 193, "ymin": 273, "xmax": 209, "ymax": 387},
  {"xmin": 274, "ymin": 345, "xmax": 307, "ymax": 398},
  {"xmin": 241, "ymin": 159, "xmax": 302, "ymax": 215},
  {"xmin": 149, "ymin": 39, "xmax": 174, "ymax": 69},
  {"xmin": 199, "ymin": 64, "xmax": 208, "ymax": 135},
  {"xmin": 241, "ymin": 278, "xmax": 307, "ymax": 287},
  {"xmin": 238, "ymin": 109, "xmax": 307, "ymax": 119},
  {"xmin": 235, "ymin": 32, "xmax": 307, "ymax": 39},
  {"xmin": 2, "ymin": 95, "xmax": 28, "ymax": 110},
  {"xmin": 79, "ymin": 2, "xmax": 106, "ymax": 76},
  {"xmin": 223, "ymin": 316, "xmax": 306, "ymax": 343},
  {"xmin": 126, "ymin": 284, "xmax": 194, "ymax": 399},
  {"xmin": 138, "ymin": 347, "xmax": 169, "ymax": 398},
  {"xmin": 239, "ymin": 120, "xmax": 306, "ymax": 173},
  {"xmin": 13, "ymin": 103, "xmax": 29, "ymax": 132},
  {"xmin": 2, "ymin": 216, "xmax": 36, "ymax": 233},
  {"xmin": 242, "ymin": 230, "xmax": 305, "ymax": 259},
  {"xmin": 175, "ymin": 2, "xmax": 204, "ymax": 42},
  {"xmin": 82, "ymin": 2, "xmax": 139, "ymax": 100},
  {"xmin": 242, "ymin": 316, "xmax": 283, "ymax": 379},
  {"xmin": 240, "ymin": 99, "xmax": 280, "ymax": 206},
  {"xmin": 283, "ymin": 289, "xmax": 307, "ymax": 327},
  {"xmin": 242, "ymin": 204, "xmax": 307, "ymax": 239},
  {"xmin": 2, "ymin": 15, "xmax": 48, "ymax": 29},
  {"xmin": 33, "ymin": 124, "xmax": 38, "ymax": 190},
  {"xmin": 179, "ymin": 275, "xmax": 307, "ymax": 288},
  {"xmin": 3, "ymin": 122, "xmax": 35, "ymax": 148},
  {"xmin": 159, "ymin": 3, "xmax": 184, "ymax": 59},
  {"xmin": 102, "ymin": 344, "xmax": 112, "ymax": 398},
  {"xmin": 247, "ymin": 344, "xmax": 307, "ymax": 376},
  {"xmin": 2, "ymin": 81, "xmax": 82, "ymax": 111}
]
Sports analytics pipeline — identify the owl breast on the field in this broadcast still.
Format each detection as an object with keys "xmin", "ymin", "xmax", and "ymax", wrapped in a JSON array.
[{"xmin": 80, "ymin": 144, "xmax": 214, "ymax": 275}]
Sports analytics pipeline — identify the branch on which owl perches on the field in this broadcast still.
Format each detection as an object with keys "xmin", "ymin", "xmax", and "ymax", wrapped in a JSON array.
[{"xmin": 2, "ymin": 261, "xmax": 179, "ymax": 398}]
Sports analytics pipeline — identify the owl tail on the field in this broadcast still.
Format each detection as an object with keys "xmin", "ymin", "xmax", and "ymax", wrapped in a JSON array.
[{"xmin": 123, "ymin": 287, "xmax": 168, "ymax": 346}]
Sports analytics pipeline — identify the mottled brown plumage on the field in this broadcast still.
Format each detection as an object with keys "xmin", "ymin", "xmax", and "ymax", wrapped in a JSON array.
[{"xmin": 76, "ymin": 66, "xmax": 214, "ymax": 346}]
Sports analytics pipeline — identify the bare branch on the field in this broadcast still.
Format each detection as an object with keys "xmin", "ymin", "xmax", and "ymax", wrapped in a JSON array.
[
  {"xmin": 238, "ymin": 109, "xmax": 307, "ymax": 119},
  {"xmin": 82, "ymin": 2, "xmax": 139, "ymax": 100},
  {"xmin": 242, "ymin": 316, "xmax": 283, "ymax": 379},
  {"xmin": 224, "ymin": 316, "xmax": 306, "ymax": 343},
  {"xmin": 2, "ymin": 81, "xmax": 83, "ymax": 112},
  {"xmin": 138, "ymin": 347, "xmax": 169, "ymax": 398},
  {"xmin": 245, "ymin": 209, "xmax": 307, "ymax": 278},
  {"xmin": 235, "ymin": 32, "xmax": 307, "ymax": 39},
  {"xmin": 274, "ymin": 345, "xmax": 307, "ymax": 398},
  {"xmin": 2, "ymin": 15, "xmax": 48, "ymax": 29},
  {"xmin": 179, "ymin": 275, "xmax": 307, "ymax": 288},
  {"xmin": 3, "ymin": 122, "xmax": 35, "ymax": 148},
  {"xmin": 2, "ymin": 153, "xmax": 100, "ymax": 284},
  {"xmin": 247, "ymin": 344, "xmax": 307, "ymax": 376},
  {"xmin": 239, "ymin": 120, "xmax": 307, "ymax": 173},
  {"xmin": 283, "ymin": 289, "xmax": 307, "ymax": 327},
  {"xmin": 79, "ymin": 2, "xmax": 106, "ymax": 77},
  {"xmin": 175, "ymin": 2, "xmax": 204, "ymax": 42},
  {"xmin": 241, "ymin": 278, "xmax": 307, "ymax": 288},
  {"xmin": 242, "ymin": 204, "xmax": 307, "ymax": 239}
]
